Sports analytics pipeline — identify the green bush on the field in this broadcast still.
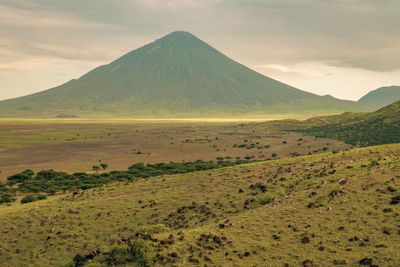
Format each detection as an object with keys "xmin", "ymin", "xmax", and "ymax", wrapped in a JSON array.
[
  {"xmin": 99, "ymin": 240, "xmax": 151, "ymax": 267},
  {"xmin": 0, "ymin": 193, "xmax": 16, "ymax": 204},
  {"xmin": 37, "ymin": 194, "xmax": 47, "ymax": 200},
  {"xmin": 21, "ymin": 195, "xmax": 37, "ymax": 204},
  {"xmin": 103, "ymin": 246, "xmax": 132, "ymax": 265},
  {"xmin": 259, "ymin": 193, "xmax": 275, "ymax": 205},
  {"xmin": 129, "ymin": 240, "xmax": 151, "ymax": 267}
]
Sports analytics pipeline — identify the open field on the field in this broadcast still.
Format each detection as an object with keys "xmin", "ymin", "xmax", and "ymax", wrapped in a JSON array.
[
  {"xmin": 0, "ymin": 143, "xmax": 399, "ymax": 266},
  {"xmin": 0, "ymin": 119, "xmax": 349, "ymax": 180}
]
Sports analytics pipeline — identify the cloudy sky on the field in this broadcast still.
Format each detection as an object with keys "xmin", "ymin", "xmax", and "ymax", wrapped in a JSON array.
[{"xmin": 1, "ymin": 0, "xmax": 400, "ymax": 101}]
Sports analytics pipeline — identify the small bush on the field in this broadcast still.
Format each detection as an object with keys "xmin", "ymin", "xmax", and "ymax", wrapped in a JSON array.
[
  {"xmin": 0, "ymin": 193, "xmax": 16, "ymax": 204},
  {"xmin": 129, "ymin": 240, "xmax": 151, "ymax": 267},
  {"xmin": 37, "ymin": 194, "xmax": 47, "ymax": 200},
  {"xmin": 99, "ymin": 240, "xmax": 151, "ymax": 267},
  {"xmin": 370, "ymin": 159, "xmax": 379, "ymax": 166},
  {"xmin": 21, "ymin": 195, "xmax": 37, "ymax": 204},
  {"xmin": 259, "ymin": 193, "xmax": 275, "ymax": 205},
  {"xmin": 103, "ymin": 246, "xmax": 132, "ymax": 265}
]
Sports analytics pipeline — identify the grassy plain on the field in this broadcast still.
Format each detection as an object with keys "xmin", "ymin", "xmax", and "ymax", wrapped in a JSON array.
[
  {"xmin": 0, "ymin": 118, "xmax": 348, "ymax": 180},
  {"xmin": 1, "ymin": 118, "xmax": 398, "ymax": 267}
]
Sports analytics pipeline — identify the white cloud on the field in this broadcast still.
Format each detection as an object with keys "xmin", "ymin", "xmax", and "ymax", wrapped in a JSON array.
[{"xmin": 256, "ymin": 64, "xmax": 325, "ymax": 78}]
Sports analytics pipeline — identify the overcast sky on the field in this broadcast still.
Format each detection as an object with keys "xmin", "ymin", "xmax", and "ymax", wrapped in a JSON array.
[{"xmin": 1, "ymin": 0, "xmax": 400, "ymax": 101}]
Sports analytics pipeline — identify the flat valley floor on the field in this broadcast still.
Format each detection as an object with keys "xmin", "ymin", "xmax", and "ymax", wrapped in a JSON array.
[{"xmin": 0, "ymin": 118, "xmax": 349, "ymax": 180}]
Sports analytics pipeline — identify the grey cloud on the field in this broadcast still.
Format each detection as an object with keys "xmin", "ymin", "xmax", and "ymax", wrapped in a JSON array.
[{"xmin": 0, "ymin": 0, "xmax": 399, "ymax": 74}]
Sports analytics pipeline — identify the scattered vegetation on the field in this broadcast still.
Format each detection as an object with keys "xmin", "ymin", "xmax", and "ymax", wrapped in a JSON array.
[
  {"xmin": 1, "ymin": 142, "xmax": 399, "ymax": 266},
  {"xmin": 292, "ymin": 100, "xmax": 400, "ymax": 146},
  {"xmin": 0, "ymin": 160, "xmax": 251, "ymax": 204}
]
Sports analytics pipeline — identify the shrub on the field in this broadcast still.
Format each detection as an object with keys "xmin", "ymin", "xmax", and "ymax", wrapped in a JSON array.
[
  {"xmin": 100, "ymin": 240, "xmax": 151, "ymax": 267},
  {"xmin": 370, "ymin": 159, "xmax": 379, "ymax": 166},
  {"xmin": 129, "ymin": 240, "xmax": 151, "ymax": 267},
  {"xmin": 259, "ymin": 193, "xmax": 275, "ymax": 205},
  {"xmin": 21, "ymin": 195, "xmax": 37, "ymax": 204},
  {"xmin": 7, "ymin": 173, "xmax": 31, "ymax": 185},
  {"xmin": 37, "ymin": 194, "xmax": 47, "ymax": 200},
  {"xmin": 103, "ymin": 246, "xmax": 132, "ymax": 265},
  {"xmin": 0, "ymin": 193, "xmax": 16, "ymax": 204},
  {"xmin": 22, "ymin": 169, "xmax": 35, "ymax": 177}
]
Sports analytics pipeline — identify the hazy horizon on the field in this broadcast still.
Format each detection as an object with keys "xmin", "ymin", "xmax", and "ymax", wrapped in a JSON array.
[{"xmin": 1, "ymin": 0, "xmax": 400, "ymax": 101}]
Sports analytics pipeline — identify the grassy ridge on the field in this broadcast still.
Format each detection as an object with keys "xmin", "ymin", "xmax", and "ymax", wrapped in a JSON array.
[
  {"xmin": 1, "ymin": 144, "xmax": 399, "ymax": 266},
  {"xmin": 267, "ymin": 100, "xmax": 400, "ymax": 146}
]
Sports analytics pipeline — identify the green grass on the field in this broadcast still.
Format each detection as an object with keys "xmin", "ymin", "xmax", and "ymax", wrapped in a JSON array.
[
  {"xmin": 1, "ymin": 143, "xmax": 399, "ymax": 266},
  {"xmin": 260, "ymin": 100, "xmax": 400, "ymax": 147}
]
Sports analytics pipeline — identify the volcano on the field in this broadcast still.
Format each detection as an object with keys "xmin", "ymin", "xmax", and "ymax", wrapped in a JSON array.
[{"xmin": 0, "ymin": 31, "xmax": 365, "ymax": 117}]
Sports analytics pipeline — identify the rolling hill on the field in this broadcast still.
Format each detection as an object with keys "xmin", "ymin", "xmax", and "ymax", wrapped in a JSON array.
[
  {"xmin": 0, "ymin": 31, "xmax": 367, "ymax": 117},
  {"xmin": 293, "ymin": 100, "xmax": 400, "ymax": 146},
  {"xmin": 358, "ymin": 86, "xmax": 400, "ymax": 109},
  {"xmin": 1, "ymin": 143, "xmax": 399, "ymax": 266}
]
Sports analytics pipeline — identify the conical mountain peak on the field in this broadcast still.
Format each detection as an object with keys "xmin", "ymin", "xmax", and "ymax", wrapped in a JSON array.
[
  {"xmin": 149, "ymin": 31, "xmax": 211, "ymax": 52},
  {"xmin": 0, "ymin": 32, "xmax": 365, "ymax": 117},
  {"xmin": 161, "ymin": 31, "xmax": 197, "ymax": 39}
]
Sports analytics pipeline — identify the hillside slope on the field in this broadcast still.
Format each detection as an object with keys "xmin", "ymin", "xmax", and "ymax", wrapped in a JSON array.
[
  {"xmin": 298, "ymin": 100, "xmax": 400, "ymax": 146},
  {"xmin": 0, "ymin": 31, "xmax": 366, "ymax": 117},
  {"xmin": 359, "ymin": 86, "xmax": 400, "ymax": 109},
  {"xmin": 0, "ymin": 144, "xmax": 399, "ymax": 266}
]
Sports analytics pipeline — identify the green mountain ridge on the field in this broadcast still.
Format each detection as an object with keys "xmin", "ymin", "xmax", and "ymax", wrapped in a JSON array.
[
  {"xmin": 0, "ymin": 31, "xmax": 368, "ymax": 117},
  {"xmin": 358, "ymin": 85, "xmax": 400, "ymax": 110}
]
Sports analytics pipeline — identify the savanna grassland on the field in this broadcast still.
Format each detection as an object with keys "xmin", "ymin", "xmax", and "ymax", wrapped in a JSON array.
[
  {"xmin": 1, "ymin": 117, "xmax": 399, "ymax": 267},
  {"xmin": 0, "ymin": 142, "xmax": 399, "ymax": 266},
  {"xmin": 0, "ymin": 118, "xmax": 349, "ymax": 179}
]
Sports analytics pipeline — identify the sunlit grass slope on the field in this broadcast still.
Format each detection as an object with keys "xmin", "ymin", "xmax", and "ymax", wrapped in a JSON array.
[{"xmin": 297, "ymin": 100, "xmax": 400, "ymax": 146}]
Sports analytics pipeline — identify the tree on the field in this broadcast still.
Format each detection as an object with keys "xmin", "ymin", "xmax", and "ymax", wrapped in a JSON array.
[
  {"xmin": 7, "ymin": 173, "xmax": 31, "ymax": 185},
  {"xmin": 100, "ymin": 163, "xmax": 108, "ymax": 170},
  {"xmin": 92, "ymin": 166, "xmax": 100, "ymax": 173}
]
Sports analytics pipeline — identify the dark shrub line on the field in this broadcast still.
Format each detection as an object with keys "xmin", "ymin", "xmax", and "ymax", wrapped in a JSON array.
[{"xmin": 0, "ymin": 160, "xmax": 251, "ymax": 205}]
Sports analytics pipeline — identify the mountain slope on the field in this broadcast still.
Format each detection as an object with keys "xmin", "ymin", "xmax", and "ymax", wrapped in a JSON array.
[
  {"xmin": 0, "ymin": 31, "xmax": 366, "ymax": 117},
  {"xmin": 297, "ymin": 100, "xmax": 400, "ymax": 146},
  {"xmin": 358, "ymin": 86, "xmax": 400, "ymax": 109}
]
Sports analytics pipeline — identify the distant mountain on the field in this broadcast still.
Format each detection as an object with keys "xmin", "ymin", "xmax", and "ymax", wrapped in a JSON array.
[
  {"xmin": 0, "ymin": 31, "xmax": 367, "ymax": 117},
  {"xmin": 358, "ymin": 86, "xmax": 400, "ymax": 109},
  {"xmin": 298, "ymin": 100, "xmax": 400, "ymax": 146}
]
